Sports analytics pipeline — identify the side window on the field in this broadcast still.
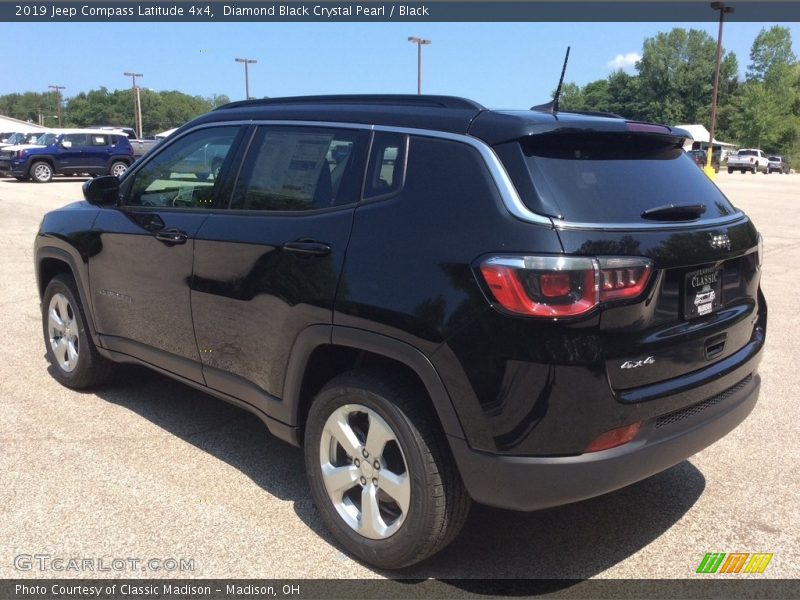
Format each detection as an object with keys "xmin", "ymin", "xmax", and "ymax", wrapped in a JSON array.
[
  {"xmin": 63, "ymin": 133, "xmax": 89, "ymax": 147},
  {"xmin": 364, "ymin": 132, "xmax": 407, "ymax": 199},
  {"xmin": 124, "ymin": 126, "xmax": 239, "ymax": 209},
  {"xmin": 90, "ymin": 134, "xmax": 110, "ymax": 147},
  {"xmin": 231, "ymin": 127, "xmax": 367, "ymax": 211}
]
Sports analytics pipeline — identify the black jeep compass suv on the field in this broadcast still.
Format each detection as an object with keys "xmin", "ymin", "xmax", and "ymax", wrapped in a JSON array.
[{"xmin": 34, "ymin": 95, "xmax": 766, "ymax": 569}]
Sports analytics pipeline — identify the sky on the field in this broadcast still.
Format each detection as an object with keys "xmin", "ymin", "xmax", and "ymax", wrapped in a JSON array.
[{"xmin": 1, "ymin": 20, "xmax": 798, "ymax": 110}]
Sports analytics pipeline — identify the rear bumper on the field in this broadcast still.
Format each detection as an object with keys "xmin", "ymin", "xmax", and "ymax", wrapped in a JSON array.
[{"xmin": 450, "ymin": 373, "xmax": 760, "ymax": 511}]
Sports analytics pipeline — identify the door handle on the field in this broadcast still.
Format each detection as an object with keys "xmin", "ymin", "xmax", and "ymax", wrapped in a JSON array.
[
  {"xmin": 282, "ymin": 240, "xmax": 332, "ymax": 256},
  {"xmin": 154, "ymin": 228, "xmax": 188, "ymax": 244}
]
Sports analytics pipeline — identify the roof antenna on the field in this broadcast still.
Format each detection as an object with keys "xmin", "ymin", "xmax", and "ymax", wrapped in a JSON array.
[{"xmin": 531, "ymin": 46, "xmax": 571, "ymax": 113}]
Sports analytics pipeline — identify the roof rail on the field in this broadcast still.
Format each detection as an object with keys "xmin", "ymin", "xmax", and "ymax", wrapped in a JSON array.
[{"xmin": 215, "ymin": 94, "xmax": 486, "ymax": 111}]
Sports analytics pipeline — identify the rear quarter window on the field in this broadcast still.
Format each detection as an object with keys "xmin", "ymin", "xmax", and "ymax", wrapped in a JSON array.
[{"xmin": 515, "ymin": 133, "xmax": 737, "ymax": 224}]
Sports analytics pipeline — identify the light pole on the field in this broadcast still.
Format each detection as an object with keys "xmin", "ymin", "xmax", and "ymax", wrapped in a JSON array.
[
  {"xmin": 407, "ymin": 37, "xmax": 431, "ymax": 95},
  {"xmin": 124, "ymin": 72, "xmax": 144, "ymax": 138},
  {"xmin": 706, "ymin": 2, "xmax": 734, "ymax": 179},
  {"xmin": 235, "ymin": 58, "xmax": 257, "ymax": 99},
  {"xmin": 48, "ymin": 85, "xmax": 65, "ymax": 127}
]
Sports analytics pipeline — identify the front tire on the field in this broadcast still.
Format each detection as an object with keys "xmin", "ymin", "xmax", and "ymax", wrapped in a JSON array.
[
  {"xmin": 304, "ymin": 370, "xmax": 471, "ymax": 569},
  {"xmin": 30, "ymin": 161, "xmax": 53, "ymax": 183},
  {"xmin": 42, "ymin": 273, "xmax": 115, "ymax": 389}
]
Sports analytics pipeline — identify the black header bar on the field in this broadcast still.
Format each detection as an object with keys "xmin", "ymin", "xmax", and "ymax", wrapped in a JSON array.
[{"xmin": 3, "ymin": 1, "xmax": 800, "ymax": 23}]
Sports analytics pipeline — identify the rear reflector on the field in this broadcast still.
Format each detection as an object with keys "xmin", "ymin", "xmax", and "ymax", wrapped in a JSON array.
[
  {"xmin": 584, "ymin": 422, "xmax": 642, "ymax": 453},
  {"xmin": 479, "ymin": 255, "xmax": 653, "ymax": 318},
  {"xmin": 757, "ymin": 234, "xmax": 763, "ymax": 268}
]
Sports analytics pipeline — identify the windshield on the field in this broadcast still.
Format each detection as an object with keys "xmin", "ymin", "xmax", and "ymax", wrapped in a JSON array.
[
  {"xmin": 517, "ymin": 133, "xmax": 737, "ymax": 224},
  {"xmin": 5, "ymin": 133, "xmax": 25, "ymax": 144},
  {"xmin": 29, "ymin": 133, "xmax": 57, "ymax": 145}
]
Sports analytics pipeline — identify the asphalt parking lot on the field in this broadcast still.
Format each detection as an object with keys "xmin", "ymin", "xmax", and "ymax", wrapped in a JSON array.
[{"xmin": 0, "ymin": 171, "xmax": 797, "ymax": 580}]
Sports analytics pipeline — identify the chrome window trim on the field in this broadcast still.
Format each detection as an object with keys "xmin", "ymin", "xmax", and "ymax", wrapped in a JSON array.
[
  {"xmin": 159, "ymin": 119, "xmax": 746, "ymax": 231},
  {"xmin": 372, "ymin": 125, "xmax": 554, "ymax": 227},
  {"xmin": 549, "ymin": 213, "xmax": 747, "ymax": 232}
]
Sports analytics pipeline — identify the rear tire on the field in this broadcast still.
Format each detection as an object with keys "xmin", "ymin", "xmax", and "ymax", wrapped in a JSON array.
[
  {"xmin": 304, "ymin": 369, "xmax": 471, "ymax": 569},
  {"xmin": 42, "ymin": 273, "xmax": 116, "ymax": 389},
  {"xmin": 109, "ymin": 161, "xmax": 128, "ymax": 178},
  {"xmin": 727, "ymin": 167, "xmax": 733, "ymax": 174}
]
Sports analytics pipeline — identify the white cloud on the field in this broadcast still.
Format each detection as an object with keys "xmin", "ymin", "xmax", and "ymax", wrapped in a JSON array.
[{"xmin": 607, "ymin": 52, "xmax": 642, "ymax": 69}]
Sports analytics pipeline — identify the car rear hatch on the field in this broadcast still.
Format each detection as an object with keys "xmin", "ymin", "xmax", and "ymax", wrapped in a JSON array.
[{"xmin": 493, "ymin": 123, "xmax": 765, "ymax": 401}]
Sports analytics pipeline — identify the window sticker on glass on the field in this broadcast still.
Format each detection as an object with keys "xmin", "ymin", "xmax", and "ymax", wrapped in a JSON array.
[{"xmin": 255, "ymin": 132, "xmax": 333, "ymax": 202}]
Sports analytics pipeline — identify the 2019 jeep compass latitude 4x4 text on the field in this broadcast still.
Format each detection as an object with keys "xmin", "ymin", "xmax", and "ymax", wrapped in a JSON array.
[{"xmin": 34, "ymin": 95, "xmax": 766, "ymax": 569}]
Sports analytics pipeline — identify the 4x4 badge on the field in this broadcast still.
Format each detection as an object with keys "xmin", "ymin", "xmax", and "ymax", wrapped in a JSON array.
[
  {"xmin": 621, "ymin": 356, "xmax": 656, "ymax": 369},
  {"xmin": 710, "ymin": 233, "xmax": 731, "ymax": 250}
]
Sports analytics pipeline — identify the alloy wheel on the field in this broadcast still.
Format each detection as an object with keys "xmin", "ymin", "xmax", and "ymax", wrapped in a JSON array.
[
  {"xmin": 111, "ymin": 162, "xmax": 128, "ymax": 177},
  {"xmin": 319, "ymin": 403, "xmax": 411, "ymax": 540},
  {"xmin": 33, "ymin": 163, "xmax": 52, "ymax": 182},
  {"xmin": 47, "ymin": 292, "xmax": 79, "ymax": 372}
]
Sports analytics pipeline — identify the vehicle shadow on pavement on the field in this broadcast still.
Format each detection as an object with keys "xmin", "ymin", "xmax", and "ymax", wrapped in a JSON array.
[
  {"xmin": 87, "ymin": 364, "xmax": 705, "ymax": 580},
  {"xmin": 404, "ymin": 459, "xmax": 705, "ymax": 580}
]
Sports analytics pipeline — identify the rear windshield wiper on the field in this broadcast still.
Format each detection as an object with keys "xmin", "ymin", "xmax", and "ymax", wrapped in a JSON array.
[{"xmin": 641, "ymin": 203, "xmax": 706, "ymax": 221}]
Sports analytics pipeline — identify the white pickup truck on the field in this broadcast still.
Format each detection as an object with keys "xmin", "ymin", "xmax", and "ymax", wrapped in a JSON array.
[{"xmin": 727, "ymin": 149, "xmax": 769, "ymax": 174}]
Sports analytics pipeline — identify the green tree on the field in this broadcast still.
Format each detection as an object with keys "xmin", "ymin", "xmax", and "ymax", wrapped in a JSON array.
[
  {"xmin": 0, "ymin": 92, "xmax": 60, "ymax": 125},
  {"xmin": 64, "ymin": 89, "xmax": 221, "ymax": 135},
  {"xmin": 66, "ymin": 87, "xmax": 130, "ymax": 127},
  {"xmin": 558, "ymin": 82, "xmax": 585, "ymax": 111},
  {"xmin": 606, "ymin": 70, "xmax": 643, "ymax": 119},
  {"xmin": 747, "ymin": 25, "xmax": 797, "ymax": 84},
  {"xmin": 2, "ymin": 88, "xmax": 228, "ymax": 136},
  {"xmin": 635, "ymin": 28, "xmax": 738, "ymax": 125},
  {"xmin": 208, "ymin": 94, "xmax": 231, "ymax": 108},
  {"xmin": 583, "ymin": 79, "xmax": 612, "ymax": 112},
  {"xmin": 731, "ymin": 81, "xmax": 785, "ymax": 149},
  {"xmin": 733, "ymin": 25, "xmax": 799, "ymax": 158}
]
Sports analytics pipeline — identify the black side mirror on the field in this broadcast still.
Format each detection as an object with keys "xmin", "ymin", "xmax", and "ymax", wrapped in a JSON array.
[{"xmin": 83, "ymin": 175, "xmax": 120, "ymax": 207}]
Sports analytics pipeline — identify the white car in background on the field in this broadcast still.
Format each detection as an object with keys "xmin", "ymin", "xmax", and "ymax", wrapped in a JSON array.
[{"xmin": 727, "ymin": 149, "xmax": 769, "ymax": 174}]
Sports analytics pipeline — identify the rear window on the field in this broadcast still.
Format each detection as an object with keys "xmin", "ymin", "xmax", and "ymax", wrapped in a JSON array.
[
  {"xmin": 739, "ymin": 150, "xmax": 757, "ymax": 156},
  {"xmin": 517, "ymin": 133, "xmax": 737, "ymax": 224}
]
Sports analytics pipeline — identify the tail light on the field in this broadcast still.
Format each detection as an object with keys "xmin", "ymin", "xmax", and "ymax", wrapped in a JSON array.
[
  {"xmin": 598, "ymin": 258, "xmax": 653, "ymax": 301},
  {"xmin": 479, "ymin": 255, "xmax": 653, "ymax": 318}
]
